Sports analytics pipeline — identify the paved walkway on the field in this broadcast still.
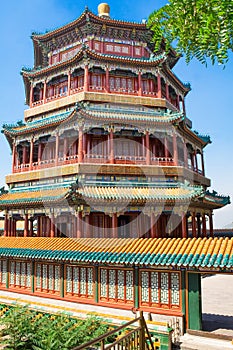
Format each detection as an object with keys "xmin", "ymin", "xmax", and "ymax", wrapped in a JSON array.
[
  {"xmin": 180, "ymin": 274, "xmax": 233, "ymax": 349},
  {"xmin": 180, "ymin": 333, "xmax": 233, "ymax": 350},
  {"xmin": 202, "ymin": 274, "xmax": 233, "ymax": 335}
]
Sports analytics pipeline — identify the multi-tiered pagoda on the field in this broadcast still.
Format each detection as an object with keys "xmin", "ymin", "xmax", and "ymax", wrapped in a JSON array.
[{"xmin": 0, "ymin": 3, "xmax": 230, "ymax": 332}]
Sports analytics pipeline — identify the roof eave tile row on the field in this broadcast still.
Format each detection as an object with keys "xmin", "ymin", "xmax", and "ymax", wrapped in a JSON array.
[{"xmin": 0, "ymin": 237, "xmax": 232, "ymax": 270}]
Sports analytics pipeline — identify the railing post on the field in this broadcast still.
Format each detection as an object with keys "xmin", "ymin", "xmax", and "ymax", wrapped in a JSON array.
[
  {"xmin": 139, "ymin": 311, "xmax": 146, "ymax": 350},
  {"xmin": 100, "ymin": 339, "xmax": 105, "ymax": 350}
]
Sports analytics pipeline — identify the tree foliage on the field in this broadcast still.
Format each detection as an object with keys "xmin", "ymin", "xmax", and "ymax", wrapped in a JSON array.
[{"xmin": 148, "ymin": 0, "xmax": 233, "ymax": 65}]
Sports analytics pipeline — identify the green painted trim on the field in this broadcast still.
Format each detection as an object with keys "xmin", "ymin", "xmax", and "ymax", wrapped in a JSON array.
[
  {"xmin": 134, "ymin": 266, "xmax": 139, "ymax": 309},
  {"xmin": 60, "ymin": 264, "xmax": 64, "ymax": 298},
  {"xmin": 6, "ymin": 259, "xmax": 9, "ymax": 289},
  {"xmin": 181, "ymin": 271, "xmax": 186, "ymax": 333},
  {"xmin": 31, "ymin": 261, "xmax": 35, "ymax": 293},
  {"xmin": 188, "ymin": 272, "xmax": 202, "ymax": 330},
  {"xmin": 94, "ymin": 266, "xmax": 99, "ymax": 304}
]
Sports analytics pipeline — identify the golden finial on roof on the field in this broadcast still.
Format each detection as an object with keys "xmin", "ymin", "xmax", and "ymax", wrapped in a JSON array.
[{"xmin": 98, "ymin": 3, "xmax": 110, "ymax": 18}]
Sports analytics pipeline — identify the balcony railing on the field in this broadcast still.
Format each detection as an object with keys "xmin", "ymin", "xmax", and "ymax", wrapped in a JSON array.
[
  {"xmin": 13, "ymin": 154, "xmax": 203, "ymax": 175},
  {"xmin": 30, "ymin": 85, "xmax": 180, "ymax": 112}
]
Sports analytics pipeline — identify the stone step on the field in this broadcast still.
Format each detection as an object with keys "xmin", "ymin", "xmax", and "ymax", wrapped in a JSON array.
[{"xmin": 179, "ymin": 334, "xmax": 233, "ymax": 350}]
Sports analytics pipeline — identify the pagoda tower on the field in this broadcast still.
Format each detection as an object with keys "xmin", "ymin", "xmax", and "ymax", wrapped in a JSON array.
[{"xmin": 0, "ymin": 3, "xmax": 230, "ymax": 332}]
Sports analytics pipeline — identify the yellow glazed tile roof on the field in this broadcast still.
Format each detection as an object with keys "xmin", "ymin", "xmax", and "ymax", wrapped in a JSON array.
[
  {"xmin": 0, "ymin": 187, "xmax": 69, "ymax": 208},
  {"xmin": 78, "ymin": 184, "xmax": 203, "ymax": 202},
  {"xmin": 0, "ymin": 237, "xmax": 232, "ymax": 270}
]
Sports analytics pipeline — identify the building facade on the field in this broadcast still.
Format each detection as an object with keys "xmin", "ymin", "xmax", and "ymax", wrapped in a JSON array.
[{"xmin": 0, "ymin": 3, "xmax": 230, "ymax": 332}]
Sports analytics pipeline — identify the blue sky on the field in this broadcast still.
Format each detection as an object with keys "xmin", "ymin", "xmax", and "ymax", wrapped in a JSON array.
[{"xmin": 0, "ymin": 0, "xmax": 233, "ymax": 228}]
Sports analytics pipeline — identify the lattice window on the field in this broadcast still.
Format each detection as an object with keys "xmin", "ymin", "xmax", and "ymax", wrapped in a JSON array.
[
  {"xmin": 171, "ymin": 273, "xmax": 180, "ymax": 305},
  {"xmin": 141, "ymin": 271, "xmax": 149, "ymax": 302},
  {"xmin": 66, "ymin": 266, "xmax": 72, "ymax": 293},
  {"xmin": 114, "ymin": 45, "xmax": 121, "ymax": 53},
  {"xmin": 122, "ymin": 46, "xmax": 129, "ymax": 54},
  {"xmin": 100, "ymin": 269, "xmax": 107, "ymax": 297},
  {"xmin": 151, "ymin": 272, "xmax": 159, "ymax": 303},
  {"xmin": 110, "ymin": 77, "xmax": 115, "ymax": 90},
  {"xmin": 135, "ymin": 47, "xmax": 141, "ymax": 56},
  {"xmin": 48, "ymin": 265, "xmax": 54, "ymax": 290},
  {"xmin": 108, "ymin": 269, "xmax": 116, "ymax": 299},
  {"xmin": 87, "ymin": 268, "xmax": 93, "ymax": 295},
  {"xmin": 65, "ymin": 265, "xmax": 93, "ymax": 298},
  {"xmin": 73, "ymin": 267, "xmax": 79, "ymax": 294},
  {"xmin": 117, "ymin": 270, "xmax": 125, "ymax": 299},
  {"xmin": 42, "ymin": 265, "xmax": 47, "ymax": 289},
  {"xmin": 80, "ymin": 268, "xmax": 86, "ymax": 295},
  {"xmin": 10, "ymin": 262, "xmax": 15, "ymax": 285},
  {"xmin": 99, "ymin": 268, "xmax": 134, "ymax": 304},
  {"xmin": 21, "ymin": 262, "xmax": 26, "ymax": 287},
  {"xmin": 36, "ymin": 264, "xmax": 41, "ymax": 289},
  {"xmin": 128, "ymin": 79, "xmax": 133, "ymax": 91},
  {"xmin": 106, "ymin": 44, "xmax": 113, "ymax": 52},
  {"xmin": 140, "ymin": 270, "xmax": 180, "ymax": 309},
  {"xmin": 0, "ymin": 260, "xmax": 7, "ymax": 284},
  {"xmin": 160, "ymin": 273, "xmax": 169, "ymax": 304},
  {"xmin": 116, "ymin": 78, "xmax": 121, "ymax": 90},
  {"xmin": 26, "ymin": 263, "xmax": 31, "ymax": 288},
  {"xmin": 121, "ymin": 78, "xmax": 127, "ymax": 90},
  {"xmin": 126, "ymin": 270, "xmax": 134, "ymax": 301},
  {"xmin": 95, "ymin": 42, "xmax": 100, "ymax": 50}
]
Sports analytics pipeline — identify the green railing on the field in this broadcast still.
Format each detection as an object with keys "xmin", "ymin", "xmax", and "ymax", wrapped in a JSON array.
[{"xmin": 72, "ymin": 311, "xmax": 155, "ymax": 350}]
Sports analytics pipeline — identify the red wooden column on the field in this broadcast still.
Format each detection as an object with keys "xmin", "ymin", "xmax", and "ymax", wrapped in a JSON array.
[
  {"xmin": 201, "ymin": 152, "xmax": 205, "ymax": 176},
  {"xmin": 12, "ymin": 142, "xmax": 16, "ymax": 173},
  {"xmin": 112, "ymin": 213, "xmax": 118, "ymax": 238},
  {"xmin": 165, "ymin": 82, "xmax": 169, "ymax": 100},
  {"xmin": 8, "ymin": 218, "xmax": 12, "ymax": 237},
  {"xmin": 38, "ymin": 143, "xmax": 42, "ymax": 165},
  {"xmin": 164, "ymin": 135, "xmax": 169, "ymax": 158},
  {"xmin": 138, "ymin": 71, "xmax": 142, "ymax": 96},
  {"xmin": 85, "ymin": 214, "xmax": 90, "ymax": 238},
  {"xmin": 84, "ymin": 65, "xmax": 89, "ymax": 92},
  {"xmin": 150, "ymin": 213, "xmax": 158, "ymax": 238},
  {"xmin": 177, "ymin": 94, "xmax": 180, "ymax": 110},
  {"xmin": 78, "ymin": 127, "xmax": 83, "ymax": 163},
  {"xmin": 145, "ymin": 130, "xmax": 151, "ymax": 165},
  {"xmin": 24, "ymin": 214, "xmax": 29, "ymax": 237},
  {"xmin": 209, "ymin": 212, "xmax": 214, "ymax": 237},
  {"xmin": 192, "ymin": 212, "xmax": 197, "ymax": 237},
  {"xmin": 157, "ymin": 73, "xmax": 162, "ymax": 98},
  {"xmin": 172, "ymin": 133, "xmax": 178, "ymax": 165},
  {"xmin": 83, "ymin": 133, "xmax": 87, "ymax": 159},
  {"xmin": 67, "ymin": 71, "xmax": 71, "ymax": 96},
  {"xmin": 76, "ymin": 212, "xmax": 82, "ymax": 238},
  {"xmin": 43, "ymin": 81, "xmax": 47, "ymax": 104},
  {"xmin": 182, "ymin": 99, "xmax": 186, "ymax": 115},
  {"xmin": 55, "ymin": 134, "xmax": 59, "ymax": 166},
  {"xmin": 63, "ymin": 137, "xmax": 68, "ymax": 162},
  {"xmin": 29, "ymin": 138, "xmax": 34, "ymax": 170},
  {"xmin": 108, "ymin": 128, "xmax": 114, "ymax": 164},
  {"xmin": 50, "ymin": 213, "xmax": 55, "ymax": 238},
  {"xmin": 105, "ymin": 67, "xmax": 110, "ymax": 92},
  {"xmin": 181, "ymin": 213, "xmax": 187, "ymax": 238},
  {"xmin": 37, "ymin": 216, "xmax": 41, "ymax": 237},
  {"xmin": 12, "ymin": 218, "xmax": 16, "ymax": 237},
  {"xmin": 29, "ymin": 83, "xmax": 34, "ymax": 107},
  {"xmin": 193, "ymin": 150, "xmax": 198, "ymax": 171},
  {"xmin": 202, "ymin": 213, "xmax": 207, "ymax": 237},
  {"xmin": 22, "ymin": 145, "xmax": 27, "ymax": 166},
  {"xmin": 183, "ymin": 141, "xmax": 188, "ymax": 168},
  {"xmin": 29, "ymin": 218, "xmax": 33, "ymax": 237},
  {"xmin": 4, "ymin": 213, "xmax": 8, "ymax": 237}
]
